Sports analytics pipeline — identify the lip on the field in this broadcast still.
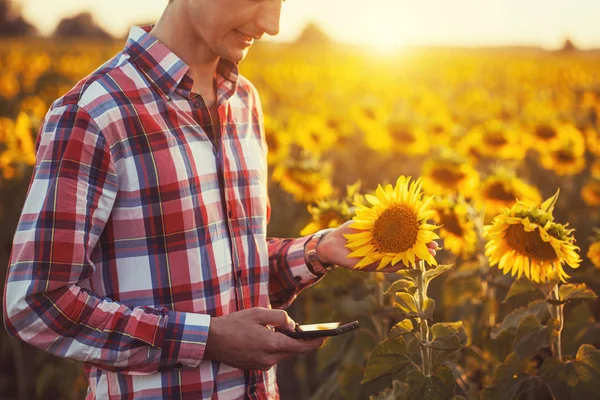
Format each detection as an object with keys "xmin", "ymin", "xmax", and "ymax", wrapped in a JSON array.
[{"xmin": 235, "ymin": 29, "xmax": 260, "ymax": 41}]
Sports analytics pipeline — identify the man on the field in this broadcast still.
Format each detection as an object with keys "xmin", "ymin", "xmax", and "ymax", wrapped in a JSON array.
[{"xmin": 3, "ymin": 0, "xmax": 438, "ymax": 398}]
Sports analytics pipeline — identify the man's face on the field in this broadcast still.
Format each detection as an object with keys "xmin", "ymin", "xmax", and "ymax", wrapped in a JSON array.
[{"xmin": 181, "ymin": 0, "xmax": 283, "ymax": 62}]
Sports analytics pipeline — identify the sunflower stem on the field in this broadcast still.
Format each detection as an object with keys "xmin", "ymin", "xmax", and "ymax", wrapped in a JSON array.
[
  {"xmin": 550, "ymin": 284, "xmax": 564, "ymax": 361},
  {"xmin": 416, "ymin": 261, "xmax": 432, "ymax": 376}
]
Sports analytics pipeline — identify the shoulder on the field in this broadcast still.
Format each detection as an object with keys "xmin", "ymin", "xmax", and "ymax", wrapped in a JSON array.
[{"xmin": 49, "ymin": 51, "xmax": 147, "ymax": 128}]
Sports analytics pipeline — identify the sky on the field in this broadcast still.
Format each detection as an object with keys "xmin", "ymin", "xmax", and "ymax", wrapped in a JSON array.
[{"xmin": 15, "ymin": 0, "xmax": 600, "ymax": 49}]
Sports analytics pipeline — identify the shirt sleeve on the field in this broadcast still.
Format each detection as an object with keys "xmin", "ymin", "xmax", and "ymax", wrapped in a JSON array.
[{"xmin": 2, "ymin": 103, "xmax": 210, "ymax": 374}]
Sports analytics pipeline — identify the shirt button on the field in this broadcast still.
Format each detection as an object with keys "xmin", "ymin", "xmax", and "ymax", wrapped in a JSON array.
[
  {"xmin": 236, "ymin": 270, "xmax": 243, "ymax": 278},
  {"xmin": 194, "ymin": 101, "xmax": 201, "ymax": 108},
  {"xmin": 294, "ymin": 276, "xmax": 302, "ymax": 282}
]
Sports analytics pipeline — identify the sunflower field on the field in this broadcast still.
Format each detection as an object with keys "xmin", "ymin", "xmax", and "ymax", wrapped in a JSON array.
[{"xmin": 2, "ymin": 37, "xmax": 600, "ymax": 400}]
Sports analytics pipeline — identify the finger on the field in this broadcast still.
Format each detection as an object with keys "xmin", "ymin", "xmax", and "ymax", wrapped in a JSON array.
[
  {"xmin": 279, "ymin": 335, "xmax": 326, "ymax": 355},
  {"xmin": 427, "ymin": 241, "xmax": 439, "ymax": 250},
  {"xmin": 250, "ymin": 308, "xmax": 296, "ymax": 331}
]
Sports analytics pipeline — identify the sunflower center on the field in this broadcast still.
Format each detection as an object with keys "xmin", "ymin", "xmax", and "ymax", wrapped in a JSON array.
[
  {"xmin": 505, "ymin": 224, "xmax": 557, "ymax": 261},
  {"xmin": 485, "ymin": 181, "xmax": 516, "ymax": 201},
  {"xmin": 431, "ymin": 166, "xmax": 466, "ymax": 187},
  {"xmin": 440, "ymin": 211, "xmax": 463, "ymax": 236},
  {"xmin": 372, "ymin": 205, "xmax": 419, "ymax": 253},
  {"xmin": 536, "ymin": 125, "xmax": 557, "ymax": 140},
  {"xmin": 484, "ymin": 132, "xmax": 508, "ymax": 147},
  {"xmin": 389, "ymin": 127, "xmax": 416, "ymax": 143},
  {"xmin": 555, "ymin": 150, "xmax": 575, "ymax": 163}
]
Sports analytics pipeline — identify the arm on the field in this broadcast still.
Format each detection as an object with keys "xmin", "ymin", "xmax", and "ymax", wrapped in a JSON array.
[{"xmin": 2, "ymin": 103, "xmax": 209, "ymax": 374}]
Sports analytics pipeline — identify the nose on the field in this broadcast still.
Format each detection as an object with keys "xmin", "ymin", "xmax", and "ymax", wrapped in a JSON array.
[{"xmin": 256, "ymin": 0, "xmax": 282, "ymax": 36}]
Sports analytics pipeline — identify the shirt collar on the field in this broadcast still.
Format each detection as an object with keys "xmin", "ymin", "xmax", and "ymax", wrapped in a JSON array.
[{"xmin": 124, "ymin": 25, "xmax": 239, "ymax": 100}]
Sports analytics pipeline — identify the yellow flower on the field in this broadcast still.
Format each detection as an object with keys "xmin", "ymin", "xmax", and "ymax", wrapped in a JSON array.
[
  {"xmin": 345, "ymin": 176, "xmax": 439, "ymax": 270},
  {"xmin": 431, "ymin": 196, "xmax": 477, "ymax": 258},
  {"xmin": 484, "ymin": 190, "xmax": 581, "ymax": 283},
  {"xmin": 540, "ymin": 145, "xmax": 586, "ymax": 176},
  {"xmin": 581, "ymin": 178, "xmax": 600, "ymax": 207},
  {"xmin": 386, "ymin": 116, "xmax": 430, "ymax": 156},
  {"xmin": 478, "ymin": 169, "xmax": 542, "ymax": 219},
  {"xmin": 528, "ymin": 121, "xmax": 573, "ymax": 151},
  {"xmin": 587, "ymin": 241, "xmax": 600, "ymax": 269},
  {"xmin": 466, "ymin": 120, "xmax": 527, "ymax": 160},
  {"xmin": 299, "ymin": 182, "xmax": 364, "ymax": 236},
  {"xmin": 421, "ymin": 151, "xmax": 480, "ymax": 198},
  {"xmin": 263, "ymin": 114, "xmax": 291, "ymax": 167},
  {"xmin": 271, "ymin": 155, "xmax": 335, "ymax": 203}
]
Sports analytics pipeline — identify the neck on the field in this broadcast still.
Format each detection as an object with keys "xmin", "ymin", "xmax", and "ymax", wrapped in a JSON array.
[{"xmin": 149, "ymin": 3, "xmax": 219, "ymax": 100}]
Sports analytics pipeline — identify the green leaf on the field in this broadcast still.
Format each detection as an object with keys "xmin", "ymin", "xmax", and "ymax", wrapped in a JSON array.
[
  {"xmin": 389, "ymin": 319, "xmax": 415, "ymax": 339},
  {"xmin": 369, "ymin": 380, "xmax": 410, "ymax": 400},
  {"xmin": 481, "ymin": 353, "xmax": 549, "ymax": 400},
  {"xmin": 423, "ymin": 264, "xmax": 454, "ymax": 285},
  {"xmin": 385, "ymin": 279, "xmax": 416, "ymax": 295},
  {"xmin": 421, "ymin": 298, "xmax": 435, "ymax": 320},
  {"xmin": 557, "ymin": 283, "xmax": 598, "ymax": 304},
  {"xmin": 430, "ymin": 322, "xmax": 468, "ymax": 351},
  {"xmin": 502, "ymin": 279, "xmax": 543, "ymax": 303},
  {"xmin": 396, "ymin": 269, "xmax": 423, "ymax": 282},
  {"xmin": 429, "ymin": 322, "xmax": 468, "ymax": 368},
  {"xmin": 540, "ymin": 344, "xmax": 600, "ymax": 399},
  {"xmin": 407, "ymin": 365, "xmax": 455, "ymax": 400},
  {"xmin": 491, "ymin": 300, "xmax": 548, "ymax": 339},
  {"xmin": 394, "ymin": 292, "xmax": 419, "ymax": 315},
  {"xmin": 513, "ymin": 315, "xmax": 550, "ymax": 359},
  {"xmin": 362, "ymin": 336, "xmax": 413, "ymax": 384}
]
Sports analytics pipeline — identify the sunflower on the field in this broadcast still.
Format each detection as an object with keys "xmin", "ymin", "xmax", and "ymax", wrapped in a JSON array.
[
  {"xmin": 345, "ymin": 176, "xmax": 439, "ymax": 270},
  {"xmin": 587, "ymin": 242, "xmax": 600, "ymax": 269},
  {"xmin": 263, "ymin": 114, "xmax": 291, "ymax": 167},
  {"xmin": 484, "ymin": 190, "xmax": 581, "ymax": 283},
  {"xmin": 431, "ymin": 196, "xmax": 477, "ymax": 258},
  {"xmin": 421, "ymin": 151, "xmax": 480, "ymax": 198},
  {"xmin": 540, "ymin": 135, "xmax": 586, "ymax": 176},
  {"xmin": 581, "ymin": 178, "xmax": 600, "ymax": 207},
  {"xmin": 386, "ymin": 116, "xmax": 430, "ymax": 156},
  {"xmin": 466, "ymin": 120, "xmax": 527, "ymax": 161},
  {"xmin": 528, "ymin": 121, "xmax": 571, "ymax": 151},
  {"xmin": 271, "ymin": 154, "xmax": 335, "ymax": 203},
  {"xmin": 478, "ymin": 168, "xmax": 542, "ymax": 219},
  {"xmin": 300, "ymin": 182, "xmax": 364, "ymax": 236}
]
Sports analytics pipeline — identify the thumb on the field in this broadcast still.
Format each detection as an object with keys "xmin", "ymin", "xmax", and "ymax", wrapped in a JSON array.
[{"xmin": 249, "ymin": 308, "xmax": 296, "ymax": 331}]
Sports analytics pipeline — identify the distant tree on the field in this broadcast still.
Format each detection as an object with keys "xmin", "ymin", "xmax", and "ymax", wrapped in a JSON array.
[
  {"xmin": 53, "ymin": 12, "xmax": 112, "ymax": 40},
  {"xmin": 0, "ymin": 0, "xmax": 38, "ymax": 37},
  {"xmin": 560, "ymin": 37, "xmax": 578, "ymax": 52},
  {"xmin": 294, "ymin": 21, "xmax": 332, "ymax": 45}
]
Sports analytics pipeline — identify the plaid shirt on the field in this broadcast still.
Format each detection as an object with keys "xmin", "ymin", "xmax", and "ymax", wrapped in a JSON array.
[{"xmin": 3, "ymin": 26, "xmax": 322, "ymax": 400}]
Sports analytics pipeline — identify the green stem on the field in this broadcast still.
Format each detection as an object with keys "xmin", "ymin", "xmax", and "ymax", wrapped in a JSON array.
[
  {"xmin": 417, "ymin": 261, "xmax": 432, "ymax": 376},
  {"xmin": 550, "ymin": 284, "xmax": 564, "ymax": 361}
]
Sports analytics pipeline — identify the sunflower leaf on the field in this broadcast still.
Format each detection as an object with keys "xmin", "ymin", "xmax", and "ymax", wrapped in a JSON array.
[
  {"xmin": 421, "ymin": 298, "xmax": 436, "ymax": 320},
  {"xmin": 368, "ymin": 380, "xmax": 409, "ymax": 400},
  {"xmin": 385, "ymin": 279, "xmax": 416, "ymax": 295},
  {"xmin": 423, "ymin": 264, "xmax": 454, "ymax": 285},
  {"xmin": 396, "ymin": 269, "xmax": 423, "ymax": 282},
  {"xmin": 362, "ymin": 336, "xmax": 413, "ymax": 384},
  {"xmin": 540, "ymin": 189, "xmax": 560, "ymax": 213},
  {"xmin": 388, "ymin": 319, "xmax": 415, "ymax": 339},
  {"xmin": 513, "ymin": 315, "xmax": 550, "ymax": 359},
  {"xmin": 394, "ymin": 293, "xmax": 419, "ymax": 315},
  {"xmin": 554, "ymin": 283, "xmax": 598, "ymax": 304},
  {"xmin": 540, "ymin": 344, "xmax": 600, "ymax": 399},
  {"xmin": 491, "ymin": 300, "xmax": 548, "ymax": 339},
  {"xmin": 407, "ymin": 365, "xmax": 455, "ymax": 400},
  {"xmin": 482, "ymin": 353, "xmax": 549, "ymax": 400},
  {"xmin": 429, "ymin": 322, "xmax": 468, "ymax": 369},
  {"xmin": 502, "ymin": 278, "xmax": 544, "ymax": 303}
]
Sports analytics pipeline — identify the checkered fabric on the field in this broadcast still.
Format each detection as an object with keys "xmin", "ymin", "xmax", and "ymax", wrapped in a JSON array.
[{"xmin": 3, "ymin": 25, "xmax": 322, "ymax": 399}]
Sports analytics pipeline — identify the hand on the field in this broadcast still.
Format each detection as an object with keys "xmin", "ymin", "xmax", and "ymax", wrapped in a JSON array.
[
  {"xmin": 317, "ymin": 221, "xmax": 439, "ymax": 273},
  {"xmin": 204, "ymin": 308, "xmax": 325, "ymax": 371}
]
